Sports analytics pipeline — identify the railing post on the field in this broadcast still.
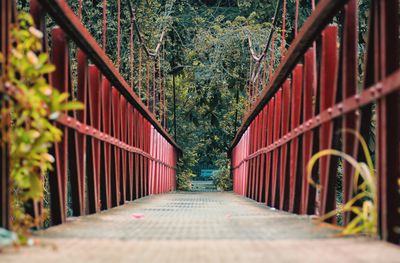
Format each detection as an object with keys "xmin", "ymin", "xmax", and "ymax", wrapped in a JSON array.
[
  {"xmin": 318, "ymin": 26, "xmax": 339, "ymax": 221},
  {"xmin": 279, "ymin": 80, "xmax": 290, "ymax": 211},
  {"xmin": 271, "ymin": 89, "xmax": 282, "ymax": 208},
  {"xmin": 373, "ymin": 0, "xmax": 400, "ymax": 243},
  {"xmin": 101, "ymin": 77, "xmax": 112, "ymax": 209},
  {"xmin": 48, "ymin": 27, "xmax": 71, "ymax": 224},
  {"xmin": 301, "ymin": 48, "xmax": 317, "ymax": 215},
  {"xmin": 0, "ymin": 0, "xmax": 12, "ymax": 229},
  {"xmin": 289, "ymin": 65, "xmax": 302, "ymax": 213}
]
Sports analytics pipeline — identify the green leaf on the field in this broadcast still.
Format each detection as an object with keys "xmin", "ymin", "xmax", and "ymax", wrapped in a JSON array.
[
  {"xmin": 39, "ymin": 64, "xmax": 55, "ymax": 74},
  {"xmin": 59, "ymin": 101, "xmax": 85, "ymax": 111}
]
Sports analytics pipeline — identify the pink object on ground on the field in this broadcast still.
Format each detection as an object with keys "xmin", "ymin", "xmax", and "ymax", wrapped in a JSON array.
[{"xmin": 131, "ymin": 213, "xmax": 145, "ymax": 219}]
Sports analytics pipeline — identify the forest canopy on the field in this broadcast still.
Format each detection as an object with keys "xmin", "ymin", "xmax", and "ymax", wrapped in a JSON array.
[{"xmin": 17, "ymin": 0, "xmax": 368, "ymax": 175}]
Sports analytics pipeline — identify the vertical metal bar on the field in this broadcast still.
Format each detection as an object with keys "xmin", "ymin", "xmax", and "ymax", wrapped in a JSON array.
[
  {"xmin": 139, "ymin": 116, "xmax": 144, "ymax": 197},
  {"xmin": 319, "ymin": 26, "xmax": 339, "ymax": 220},
  {"xmin": 265, "ymin": 99, "xmax": 275, "ymax": 205},
  {"xmin": 154, "ymin": 130, "xmax": 158, "ymax": 194},
  {"xmin": 279, "ymin": 80, "xmax": 291, "ymax": 211},
  {"xmin": 160, "ymin": 135, "xmax": 163, "ymax": 193},
  {"xmin": 154, "ymin": 128, "xmax": 158, "ymax": 195},
  {"xmin": 0, "ymin": 0, "xmax": 11, "ymax": 229},
  {"xmin": 341, "ymin": 0, "xmax": 358, "ymax": 223},
  {"xmin": 301, "ymin": 48, "xmax": 316, "ymax": 215},
  {"xmin": 111, "ymin": 87, "xmax": 121, "ymax": 205},
  {"xmin": 159, "ymin": 134, "xmax": 163, "ymax": 193},
  {"xmin": 120, "ymin": 97, "xmax": 127, "ymax": 202},
  {"xmin": 375, "ymin": 0, "xmax": 400, "ymax": 243},
  {"xmin": 243, "ymin": 132, "xmax": 248, "ymax": 196},
  {"xmin": 157, "ymin": 132, "xmax": 161, "ymax": 194},
  {"xmin": 133, "ymin": 109, "xmax": 139, "ymax": 199},
  {"xmin": 50, "ymin": 27, "xmax": 69, "ymax": 224},
  {"xmin": 258, "ymin": 107, "xmax": 268, "ymax": 202},
  {"xmin": 127, "ymin": 104, "xmax": 134, "ymax": 200},
  {"xmin": 149, "ymin": 127, "xmax": 154, "ymax": 194},
  {"xmin": 255, "ymin": 112, "xmax": 263, "ymax": 202},
  {"xmin": 157, "ymin": 133, "xmax": 161, "ymax": 193},
  {"xmin": 246, "ymin": 125, "xmax": 252, "ymax": 197},
  {"xmin": 289, "ymin": 65, "xmax": 303, "ymax": 213},
  {"xmin": 144, "ymin": 120, "xmax": 149, "ymax": 196},
  {"xmin": 88, "ymin": 65, "xmax": 101, "ymax": 213},
  {"xmin": 137, "ymin": 115, "xmax": 143, "ymax": 198},
  {"xmin": 271, "ymin": 89, "xmax": 282, "ymax": 207},
  {"xmin": 251, "ymin": 117, "xmax": 258, "ymax": 200},
  {"xmin": 29, "ymin": 0, "xmax": 51, "ymax": 221},
  {"xmin": 249, "ymin": 122, "xmax": 256, "ymax": 198},
  {"xmin": 101, "ymin": 77, "xmax": 112, "ymax": 208}
]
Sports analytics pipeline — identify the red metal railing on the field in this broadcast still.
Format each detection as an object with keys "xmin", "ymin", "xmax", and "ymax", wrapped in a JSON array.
[
  {"xmin": 231, "ymin": 0, "xmax": 400, "ymax": 243},
  {"xmin": 0, "ymin": 0, "xmax": 180, "ymax": 228}
]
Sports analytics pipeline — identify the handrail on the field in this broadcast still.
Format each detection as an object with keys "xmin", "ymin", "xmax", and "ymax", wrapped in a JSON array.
[
  {"xmin": 232, "ymin": 69, "xmax": 400, "ymax": 169},
  {"xmin": 0, "ymin": 0, "xmax": 180, "ymax": 228},
  {"xmin": 230, "ymin": 0, "xmax": 350, "ymax": 152},
  {"xmin": 57, "ymin": 114, "xmax": 177, "ymax": 169},
  {"xmin": 230, "ymin": 0, "xmax": 400, "ymax": 244},
  {"xmin": 38, "ymin": 0, "xmax": 181, "ymax": 154}
]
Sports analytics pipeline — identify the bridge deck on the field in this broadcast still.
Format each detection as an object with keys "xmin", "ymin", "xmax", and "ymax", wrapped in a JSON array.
[{"xmin": 2, "ymin": 192, "xmax": 400, "ymax": 262}]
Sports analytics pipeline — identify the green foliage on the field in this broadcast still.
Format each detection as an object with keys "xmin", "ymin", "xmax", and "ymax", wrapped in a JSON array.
[
  {"xmin": 12, "ymin": 1, "xmax": 373, "ymax": 197},
  {"xmin": 0, "ymin": 12, "xmax": 83, "ymax": 244},
  {"xmin": 62, "ymin": 0, "xmax": 375, "ymax": 176},
  {"xmin": 169, "ymin": 1, "xmax": 280, "ymax": 172},
  {"xmin": 212, "ymin": 166, "xmax": 233, "ymax": 191},
  {"xmin": 307, "ymin": 130, "xmax": 377, "ymax": 237},
  {"xmin": 177, "ymin": 170, "xmax": 195, "ymax": 191},
  {"xmin": 212, "ymin": 159, "xmax": 233, "ymax": 191},
  {"xmin": 168, "ymin": 0, "xmax": 372, "ymax": 174}
]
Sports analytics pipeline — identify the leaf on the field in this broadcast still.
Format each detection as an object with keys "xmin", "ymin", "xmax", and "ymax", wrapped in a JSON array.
[
  {"xmin": 307, "ymin": 131, "xmax": 377, "ymax": 237},
  {"xmin": 307, "ymin": 149, "xmax": 361, "ymax": 188},
  {"xmin": 25, "ymin": 175, "xmax": 43, "ymax": 201},
  {"xmin": 342, "ymin": 216, "xmax": 363, "ymax": 235},
  {"xmin": 38, "ymin": 53, "xmax": 48, "ymax": 64},
  {"xmin": 341, "ymin": 129, "xmax": 374, "ymax": 177},
  {"xmin": 54, "ymin": 92, "xmax": 69, "ymax": 104},
  {"xmin": 39, "ymin": 64, "xmax": 55, "ymax": 74},
  {"xmin": 59, "ymin": 101, "xmax": 85, "ymax": 111}
]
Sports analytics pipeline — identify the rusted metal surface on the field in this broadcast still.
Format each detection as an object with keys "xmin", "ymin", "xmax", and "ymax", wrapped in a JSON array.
[
  {"xmin": 231, "ymin": 0, "xmax": 400, "ymax": 244},
  {"xmin": 0, "ymin": 0, "xmax": 179, "ymax": 228}
]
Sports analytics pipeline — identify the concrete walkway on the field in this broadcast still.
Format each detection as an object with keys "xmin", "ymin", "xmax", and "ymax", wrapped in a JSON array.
[{"xmin": 2, "ymin": 192, "xmax": 400, "ymax": 262}]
